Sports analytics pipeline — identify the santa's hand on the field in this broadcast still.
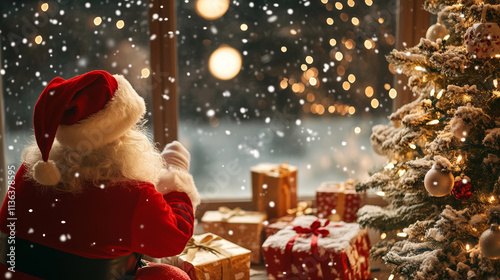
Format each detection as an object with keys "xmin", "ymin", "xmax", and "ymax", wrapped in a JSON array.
[{"xmin": 161, "ymin": 141, "xmax": 190, "ymax": 172}]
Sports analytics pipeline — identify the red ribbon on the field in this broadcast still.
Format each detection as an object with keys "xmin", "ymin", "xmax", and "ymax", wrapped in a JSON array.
[{"xmin": 283, "ymin": 220, "xmax": 332, "ymax": 278}]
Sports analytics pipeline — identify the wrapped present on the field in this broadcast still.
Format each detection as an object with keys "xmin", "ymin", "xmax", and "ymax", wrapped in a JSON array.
[
  {"xmin": 251, "ymin": 163, "xmax": 298, "ymax": 220},
  {"xmin": 264, "ymin": 201, "xmax": 315, "ymax": 239},
  {"xmin": 261, "ymin": 216, "xmax": 371, "ymax": 280},
  {"xmin": 201, "ymin": 207, "xmax": 266, "ymax": 264},
  {"xmin": 162, "ymin": 233, "xmax": 251, "ymax": 280},
  {"xmin": 315, "ymin": 180, "xmax": 362, "ymax": 223}
]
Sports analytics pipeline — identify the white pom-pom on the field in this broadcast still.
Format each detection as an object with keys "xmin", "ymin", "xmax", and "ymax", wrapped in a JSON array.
[{"xmin": 33, "ymin": 160, "xmax": 61, "ymax": 186}]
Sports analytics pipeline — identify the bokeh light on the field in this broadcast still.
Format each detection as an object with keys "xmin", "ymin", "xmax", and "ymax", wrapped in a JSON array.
[
  {"xmin": 196, "ymin": 0, "xmax": 230, "ymax": 20},
  {"xmin": 209, "ymin": 45, "xmax": 242, "ymax": 80}
]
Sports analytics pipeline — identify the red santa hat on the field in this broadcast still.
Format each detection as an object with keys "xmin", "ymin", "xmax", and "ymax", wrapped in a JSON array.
[{"xmin": 32, "ymin": 70, "xmax": 146, "ymax": 186}]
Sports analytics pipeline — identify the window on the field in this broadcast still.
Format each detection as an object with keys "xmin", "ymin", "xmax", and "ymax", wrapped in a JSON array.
[
  {"xmin": 1, "ymin": 0, "xmax": 428, "ymax": 202},
  {"xmin": 175, "ymin": 0, "xmax": 398, "ymax": 199}
]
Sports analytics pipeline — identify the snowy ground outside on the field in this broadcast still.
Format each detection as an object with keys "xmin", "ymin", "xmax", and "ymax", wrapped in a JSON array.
[{"xmin": 5, "ymin": 116, "xmax": 388, "ymax": 198}]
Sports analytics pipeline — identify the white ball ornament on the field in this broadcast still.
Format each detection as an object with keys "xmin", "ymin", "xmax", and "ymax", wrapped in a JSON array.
[
  {"xmin": 480, "ymin": 223, "xmax": 500, "ymax": 259},
  {"xmin": 424, "ymin": 164, "xmax": 454, "ymax": 197},
  {"xmin": 464, "ymin": 22, "xmax": 500, "ymax": 59},
  {"xmin": 426, "ymin": 23, "xmax": 449, "ymax": 42}
]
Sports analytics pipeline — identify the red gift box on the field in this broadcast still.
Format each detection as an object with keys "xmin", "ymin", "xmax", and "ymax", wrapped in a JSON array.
[
  {"xmin": 261, "ymin": 216, "xmax": 371, "ymax": 280},
  {"xmin": 315, "ymin": 181, "xmax": 362, "ymax": 223}
]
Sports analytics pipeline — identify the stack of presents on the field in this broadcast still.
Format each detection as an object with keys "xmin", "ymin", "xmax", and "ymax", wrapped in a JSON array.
[{"xmin": 160, "ymin": 163, "xmax": 371, "ymax": 280}]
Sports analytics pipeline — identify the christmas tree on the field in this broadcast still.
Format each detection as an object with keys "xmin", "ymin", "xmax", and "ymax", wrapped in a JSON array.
[{"xmin": 356, "ymin": 1, "xmax": 500, "ymax": 278}]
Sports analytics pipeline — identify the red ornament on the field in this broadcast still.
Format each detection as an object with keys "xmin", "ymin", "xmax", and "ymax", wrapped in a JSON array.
[{"xmin": 452, "ymin": 176, "xmax": 473, "ymax": 201}]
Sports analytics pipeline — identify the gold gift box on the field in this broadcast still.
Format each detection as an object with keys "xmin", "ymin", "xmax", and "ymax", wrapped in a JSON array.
[
  {"xmin": 201, "ymin": 208, "xmax": 266, "ymax": 264},
  {"xmin": 250, "ymin": 163, "xmax": 298, "ymax": 220},
  {"xmin": 162, "ymin": 233, "xmax": 251, "ymax": 280}
]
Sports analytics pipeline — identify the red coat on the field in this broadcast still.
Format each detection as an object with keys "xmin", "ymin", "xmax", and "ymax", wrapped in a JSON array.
[{"xmin": 0, "ymin": 164, "xmax": 195, "ymax": 278}]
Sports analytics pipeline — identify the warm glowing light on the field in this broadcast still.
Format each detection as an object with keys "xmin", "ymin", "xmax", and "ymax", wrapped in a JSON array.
[
  {"xmin": 389, "ymin": 88, "xmax": 397, "ymax": 99},
  {"xmin": 290, "ymin": 29, "xmax": 297, "ymax": 35},
  {"xmin": 378, "ymin": 17, "xmax": 384, "ymax": 24},
  {"xmin": 348, "ymin": 106, "xmax": 355, "ymax": 115},
  {"xmin": 209, "ymin": 45, "xmax": 242, "ymax": 80},
  {"xmin": 365, "ymin": 0, "xmax": 373, "ymax": 6},
  {"xmin": 281, "ymin": 46, "xmax": 287, "ymax": 52},
  {"xmin": 335, "ymin": 2, "xmax": 343, "ymax": 10},
  {"xmin": 41, "ymin": 3, "xmax": 49, "ymax": 11},
  {"xmin": 305, "ymin": 56, "xmax": 314, "ymax": 64},
  {"xmin": 365, "ymin": 86, "xmax": 374, "ymax": 97},
  {"xmin": 342, "ymin": 81, "xmax": 351, "ymax": 91},
  {"xmin": 364, "ymin": 40, "xmax": 373, "ymax": 49},
  {"xmin": 414, "ymin": 66, "xmax": 424, "ymax": 71},
  {"xmin": 94, "ymin": 17, "xmax": 102, "ymax": 26},
  {"xmin": 348, "ymin": 74, "xmax": 356, "ymax": 83},
  {"xmin": 388, "ymin": 274, "xmax": 395, "ymax": 280},
  {"xmin": 397, "ymin": 232, "xmax": 408, "ymax": 238},
  {"xmin": 409, "ymin": 143, "xmax": 416, "ymax": 149},
  {"xmin": 335, "ymin": 52, "xmax": 343, "ymax": 61},
  {"xmin": 35, "ymin": 35, "xmax": 43, "ymax": 44},
  {"xmin": 321, "ymin": 0, "xmax": 328, "ymax": 3},
  {"xmin": 427, "ymin": 120, "xmax": 440, "ymax": 125},
  {"xmin": 494, "ymin": 79, "xmax": 499, "ymax": 88},
  {"xmin": 443, "ymin": 34, "xmax": 450, "ymax": 40},
  {"xmin": 354, "ymin": 127, "xmax": 361, "ymax": 134},
  {"xmin": 141, "ymin": 68, "xmax": 150, "ymax": 78},
  {"xmin": 436, "ymin": 89, "xmax": 444, "ymax": 99},
  {"xmin": 328, "ymin": 106, "xmax": 335, "ymax": 113},
  {"xmin": 430, "ymin": 88, "xmax": 435, "ymax": 96},
  {"xmin": 371, "ymin": 98, "xmax": 379, "ymax": 108},
  {"xmin": 301, "ymin": 64, "xmax": 308, "ymax": 71},
  {"xmin": 489, "ymin": 196, "xmax": 496, "ymax": 203},
  {"xmin": 466, "ymin": 244, "xmax": 471, "ymax": 251},
  {"xmin": 280, "ymin": 79, "xmax": 288, "ymax": 89},
  {"xmin": 380, "ymin": 233, "xmax": 387, "ymax": 239},
  {"xmin": 385, "ymin": 162, "xmax": 395, "ymax": 170},
  {"xmin": 351, "ymin": 17, "xmax": 360, "ymax": 26},
  {"xmin": 326, "ymin": 18, "xmax": 334, "ymax": 25},
  {"xmin": 456, "ymin": 155, "xmax": 462, "ymax": 163},
  {"xmin": 116, "ymin": 20, "xmax": 125, "ymax": 29},
  {"xmin": 329, "ymin": 38, "xmax": 337, "ymax": 47},
  {"xmin": 309, "ymin": 77, "xmax": 318, "ymax": 86},
  {"xmin": 347, "ymin": 0, "xmax": 355, "ymax": 7},
  {"xmin": 195, "ymin": 0, "xmax": 230, "ymax": 20},
  {"xmin": 345, "ymin": 39, "xmax": 355, "ymax": 49},
  {"xmin": 384, "ymin": 83, "xmax": 391, "ymax": 90},
  {"xmin": 376, "ymin": 191, "xmax": 385, "ymax": 197},
  {"xmin": 240, "ymin": 24, "xmax": 248, "ymax": 31},
  {"xmin": 397, "ymin": 169, "xmax": 406, "ymax": 177}
]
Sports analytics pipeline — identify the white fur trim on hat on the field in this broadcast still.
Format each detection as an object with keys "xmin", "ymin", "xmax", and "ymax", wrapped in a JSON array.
[
  {"xmin": 156, "ymin": 168, "xmax": 200, "ymax": 212},
  {"xmin": 33, "ymin": 160, "xmax": 61, "ymax": 186},
  {"xmin": 55, "ymin": 74, "xmax": 146, "ymax": 151}
]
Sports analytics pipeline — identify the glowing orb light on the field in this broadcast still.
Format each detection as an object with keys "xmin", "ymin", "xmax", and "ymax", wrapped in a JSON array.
[
  {"xmin": 209, "ymin": 45, "xmax": 242, "ymax": 80},
  {"xmin": 196, "ymin": 0, "xmax": 230, "ymax": 20}
]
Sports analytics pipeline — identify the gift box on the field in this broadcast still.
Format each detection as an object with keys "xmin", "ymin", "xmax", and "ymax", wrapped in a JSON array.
[
  {"xmin": 201, "ymin": 207, "xmax": 266, "ymax": 264},
  {"xmin": 261, "ymin": 216, "xmax": 371, "ymax": 280},
  {"xmin": 264, "ymin": 201, "xmax": 314, "ymax": 239},
  {"xmin": 251, "ymin": 163, "xmax": 298, "ymax": 220},
  {"xmin": 315, "ymin": 180, "xmax": 362, "ymax": 223},
  {"xmin": 162, "ymin": 233, "xmax": 251, "ymax": 280}
]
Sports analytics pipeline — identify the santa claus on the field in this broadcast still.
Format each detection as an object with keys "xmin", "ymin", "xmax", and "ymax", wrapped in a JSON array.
[{"xmin": 0, "ymin": 70, "xmax": 200, "ymax": 279}]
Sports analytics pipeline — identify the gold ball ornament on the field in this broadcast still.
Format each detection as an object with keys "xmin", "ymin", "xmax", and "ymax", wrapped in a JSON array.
[
  {"xmin": 426, "ymin": 23, "xmax": 449, "ymax": 42},
  {"xmin": 424, "ymin": 165, "xmax": 454, "ymax": 197},
  {"xmin": 465, "ymin": 22, "xmax": 500, "ymax": 59},
  {"xmin": 480, "ymin": 224, "xmax": 500, "ymax": 259}
]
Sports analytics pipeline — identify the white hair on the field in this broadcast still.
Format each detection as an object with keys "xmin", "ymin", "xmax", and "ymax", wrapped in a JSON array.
[{"xmin": 22, "ymin": 125, "xmax": 165, "ymax": 193}]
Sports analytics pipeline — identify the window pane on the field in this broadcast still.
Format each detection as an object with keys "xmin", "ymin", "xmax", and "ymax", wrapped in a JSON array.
[
  {"xmin": 177, "ymin": 0, "xmax": 397, "ymax": 198},
  {"xmin": 1, "ymin": 1, "xmax": 151, "ymax": 168}
]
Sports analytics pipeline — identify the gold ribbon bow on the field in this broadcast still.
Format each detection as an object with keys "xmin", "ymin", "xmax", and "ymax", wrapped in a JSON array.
[
  {"xmin": 218, "ymin": 206, "xmax": 246, "ymax": 222},
  {"xmin": 182, "ymin": 234, "xmax": 232, "ymax": 280},
  {"xmin": 287, "ymin": 201, "xmax": 314, "ymax": 216}
]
